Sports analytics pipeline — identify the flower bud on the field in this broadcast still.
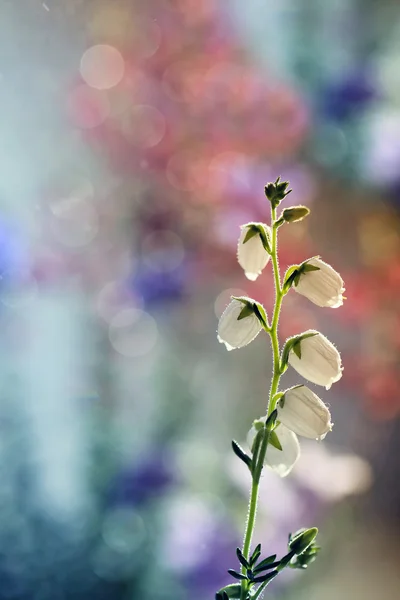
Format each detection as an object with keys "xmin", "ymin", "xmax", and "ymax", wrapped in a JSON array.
[
  {"xmin": 294, "ymin": 257, "xmax": 345, "ymax": 308},
  {"xmin": 217, "ymin": 298, "xmax": 264, "ymax": 351},
  {"xmin": 288, "ymin": 331, "xmax": 342, "ymax": 389},
  {"xmin": 264, "ymin": 177, "xmax": 292, "ymax": 209},
  {"xmin": 237, "ymin": 223, "xmax": 271, "ymax": 281},
  {"xmin": 288, "ymin": 527, "xmax": 318, "ymax": 555},
  {"xmin": 247, "ymin": 421, "xmax": 300, "ymax": 477},
  {"xmin": 282, "ymin": 205, "xmax": 310, "ymax": 223},
  {"xmin": 277, "ymin": 385, "xmax": 332, "ymax": 440}
]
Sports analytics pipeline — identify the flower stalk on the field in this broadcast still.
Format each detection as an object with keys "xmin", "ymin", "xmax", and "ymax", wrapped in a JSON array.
[
  {"xmin": 239, "ymin": 207, "xmax": 283, "ymax": 599},
  {"xmin": 216, "ymin": 178, "xmax": 343, "ymax": 600}
]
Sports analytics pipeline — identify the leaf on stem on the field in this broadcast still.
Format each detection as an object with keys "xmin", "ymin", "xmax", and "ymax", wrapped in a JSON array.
[
  {"xmin": 250, "ymin": 544, "xmax": 262, "ymax": 566},
  {"xmin": 236, "ymin": 548, "xmax": 249, "ymax": 569},
  {"xmin": 252, "ymin": 569, "xmax": 279, "ymax": 584},
  {"xmin": 232, "ymin": 440, "xmax": 252, "ymax": 469},
  {"xmin": 228, "ymin": 569, "xmax": 247, "ymax": 581}
]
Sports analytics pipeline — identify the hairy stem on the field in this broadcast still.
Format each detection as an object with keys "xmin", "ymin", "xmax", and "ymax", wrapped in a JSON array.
[{"xmin": 240, "ymin": 206, "xmax": 283, "ymax": 599}]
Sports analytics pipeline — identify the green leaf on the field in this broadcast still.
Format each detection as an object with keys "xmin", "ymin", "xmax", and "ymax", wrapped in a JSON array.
[
  {"xmin": 253, "ymin": 560, "xmax": 280, "ymax": 574},
  {"xmin": 232, "ymin": 440, "xmax": 252, "ymax": 469},
  {"xmin": 250, "ymin": 544, "xmax": 262, "ymax": 566},
  {"xmin": 252, "ymin": 569, "xmax": 279, "ymax": 584},
  {"xmin": 236, "ymin": 548, "xmax": 250, "ymax": 569},
  {"xmin": 268, "ymin": 431, "xmax": 282, "ymax": 451},
  {"xmin": 251, "ymin": 428, "xmax": 264, "ymax": 474},
  {"xmin": 265, "ymin": 409, "xmax": 278, "ymax": 430},
  {"xmin": 228, "ymin": 569, "xmax": 247, "ymax": 581},
  {"xmin": 215, "ymin": 584, "xmax": 241, "ymax": 599},
  {"xmin": 237, "ymin": 305, "xmax": 254, "ymax": 320}
]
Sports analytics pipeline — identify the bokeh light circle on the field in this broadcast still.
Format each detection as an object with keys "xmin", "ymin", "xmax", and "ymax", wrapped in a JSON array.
[
  {"xmin": 121, "ymin": 105, "xmax": 166, "ymax": 148},
  {"xmin": 80, "ymin": 45, "xmax": 125, "ymax": 90},
  {"xmin": 109, "ymin": 308, "xmax": 158, "ymax": 358},
  {"xmin": 67, "ymin": 84, "xmax": 110, "ymax": 129},
  {"xmin": 49, "ymin": 197, "xmax": 99, "ymax": 248},
  {"xmin": 142, "ymin": 230, "xmax": 184, "ymax": 273},
  {"xmin": 214, "ymin": 288, "xmax": 248, "ymax": 318},
  {"xmin": 102, "ymin": 507, "xmax": 146, "ymax": 554}
]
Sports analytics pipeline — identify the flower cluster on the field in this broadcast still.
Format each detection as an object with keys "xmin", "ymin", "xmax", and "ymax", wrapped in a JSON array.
[{"xmin": 218, "ymin": 186, "xmax": 344, "ymax": 478}]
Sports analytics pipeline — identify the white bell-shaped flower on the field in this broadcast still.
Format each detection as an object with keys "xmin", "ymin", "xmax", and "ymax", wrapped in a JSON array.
[
  {"xmin": 217, "ymin": 298, "xmax": 263, "ymax": 351},
  {"xmin": 237, "ymin": 223, "xmax": 271, "ymax": 281},
  {"xmin": 294, "ymin": 257, "xmax": 345, "ymax": 308},
  {"xmin": 277, "ymin": 385, "xmax": 332, "ymax": 440},
  {"xmin": 247, "ymin": 420, "xmax": 300, "ymax": 478},
  {"xmin": 288, "ymin": 331, "xmax": 343, "ymax": 390}
]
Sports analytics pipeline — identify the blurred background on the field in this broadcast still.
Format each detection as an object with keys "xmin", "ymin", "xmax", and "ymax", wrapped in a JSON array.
[{"xmin": 0, "ymin": 0, "xmax": 400, "ymax": 598}]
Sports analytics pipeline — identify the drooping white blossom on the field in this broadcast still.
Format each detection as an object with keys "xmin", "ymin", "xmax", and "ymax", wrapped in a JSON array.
[
  {"xmin": 277, "ymin": 385, "xmax": 332, "ymax": 440},
  {"xmin": 294, "ymin": 257, "xmax": 345, "ymax": 308},
  {"xmin": 247, "ymin": 420, "xmax": 300, "ymax": 478},
  {"xmin": 217, "ymin": 298, "xmax": 263, "ymax": 351},
  {"xmin": 237, "ymin": 224, "xmax": 271, "ymax": 281},
  {"xmin": 288, "ymin": 331, "xmax": 343, "ymax": 389}
]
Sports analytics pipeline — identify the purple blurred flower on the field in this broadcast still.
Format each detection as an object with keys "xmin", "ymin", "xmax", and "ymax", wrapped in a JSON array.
[
  {"xmin": 322, "ymin": 70, "xmax": 377, "ymax": 120},
  {"xmin": 108, "ymin": 452, "xmax": 175, "ymax": 507}
]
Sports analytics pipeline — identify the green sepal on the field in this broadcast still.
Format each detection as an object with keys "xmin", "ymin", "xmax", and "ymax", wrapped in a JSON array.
[
  {"xmin": 231, "ymin": 296, "xmax": 268, "ymax": 329},
  {"xmin": 242, "ymin": 227, "xmax": 260, "ymax": 244},
  {"xmin": 232, "ymin": 440, "xmax": 252, "ymax": 470},
  {"xmin": 290, "ymin": 545, "xmax": 321, "ymax": 569},
  {"xmin": 268, "ymin": 430, "xmax": 282, "ymax": 451},
  {"xmin": 282, "ymin": 265, "xmax": 301, "ymax": 294},
  {"xmin": 252, "ymin": 302, "xmax": 268, "ymax": 329},
  {"xmin": 292, "ymin": 340, "xmax": 301, "ymax": 359},
  {"xmin": 282, "ymin": 258, "xmax": 321, "ymax": 294},
  {"xmin": 288, "ymin": 527, "xmax": 318, "ymax": 555},
  {"xmin": 241, "ymin": 223, "xmax": 271, "ymax": 254},
  {"xmin": 302, "ymin": 263, "xmax": 320, "ymax": 273},
  {"xmin": 228, "ymin": 569, "xmax": 247, "ymax": 581},
  {"xmin": 280, "ymin": 332, "xmax": 319, "ymax": 369},
  {"xmin": 215, "ymin": 584, "xmax": 241, "ymax": 599},
  {"xmin": 237, "ymin": 305, "xmax": 255, "ymax": 320}
]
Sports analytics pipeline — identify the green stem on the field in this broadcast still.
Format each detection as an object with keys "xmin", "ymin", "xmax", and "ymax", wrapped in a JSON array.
[
  {"xmin": 240, "ymin": 479, "xmax": 258, "ymax": 599},
  {"xmin": 240, "ymin": 207, "xmax": 284, "ymax": 599}
]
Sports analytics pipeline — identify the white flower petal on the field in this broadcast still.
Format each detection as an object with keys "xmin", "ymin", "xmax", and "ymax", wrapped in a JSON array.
[
  {"xmin": 295, "ymin": 257, "xmax": 345, "ymax": 308},
  {"xmin": 217, "ymin": 299, "xmax": 262, "ymax": 350},
  {"xmin": 237, "ymin": 224, "xmax": 270, "ymax": 281},
  {"xmin": 278, "ymin": 385, "xmax": 332, "ymax": 440},
  {"xmin": 288, "ymin": 330, "xmax": 343, "ymax": 389},
  {"xmin": 247, "ymin": 421, "xmax": 300, "ymax": 478}
]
